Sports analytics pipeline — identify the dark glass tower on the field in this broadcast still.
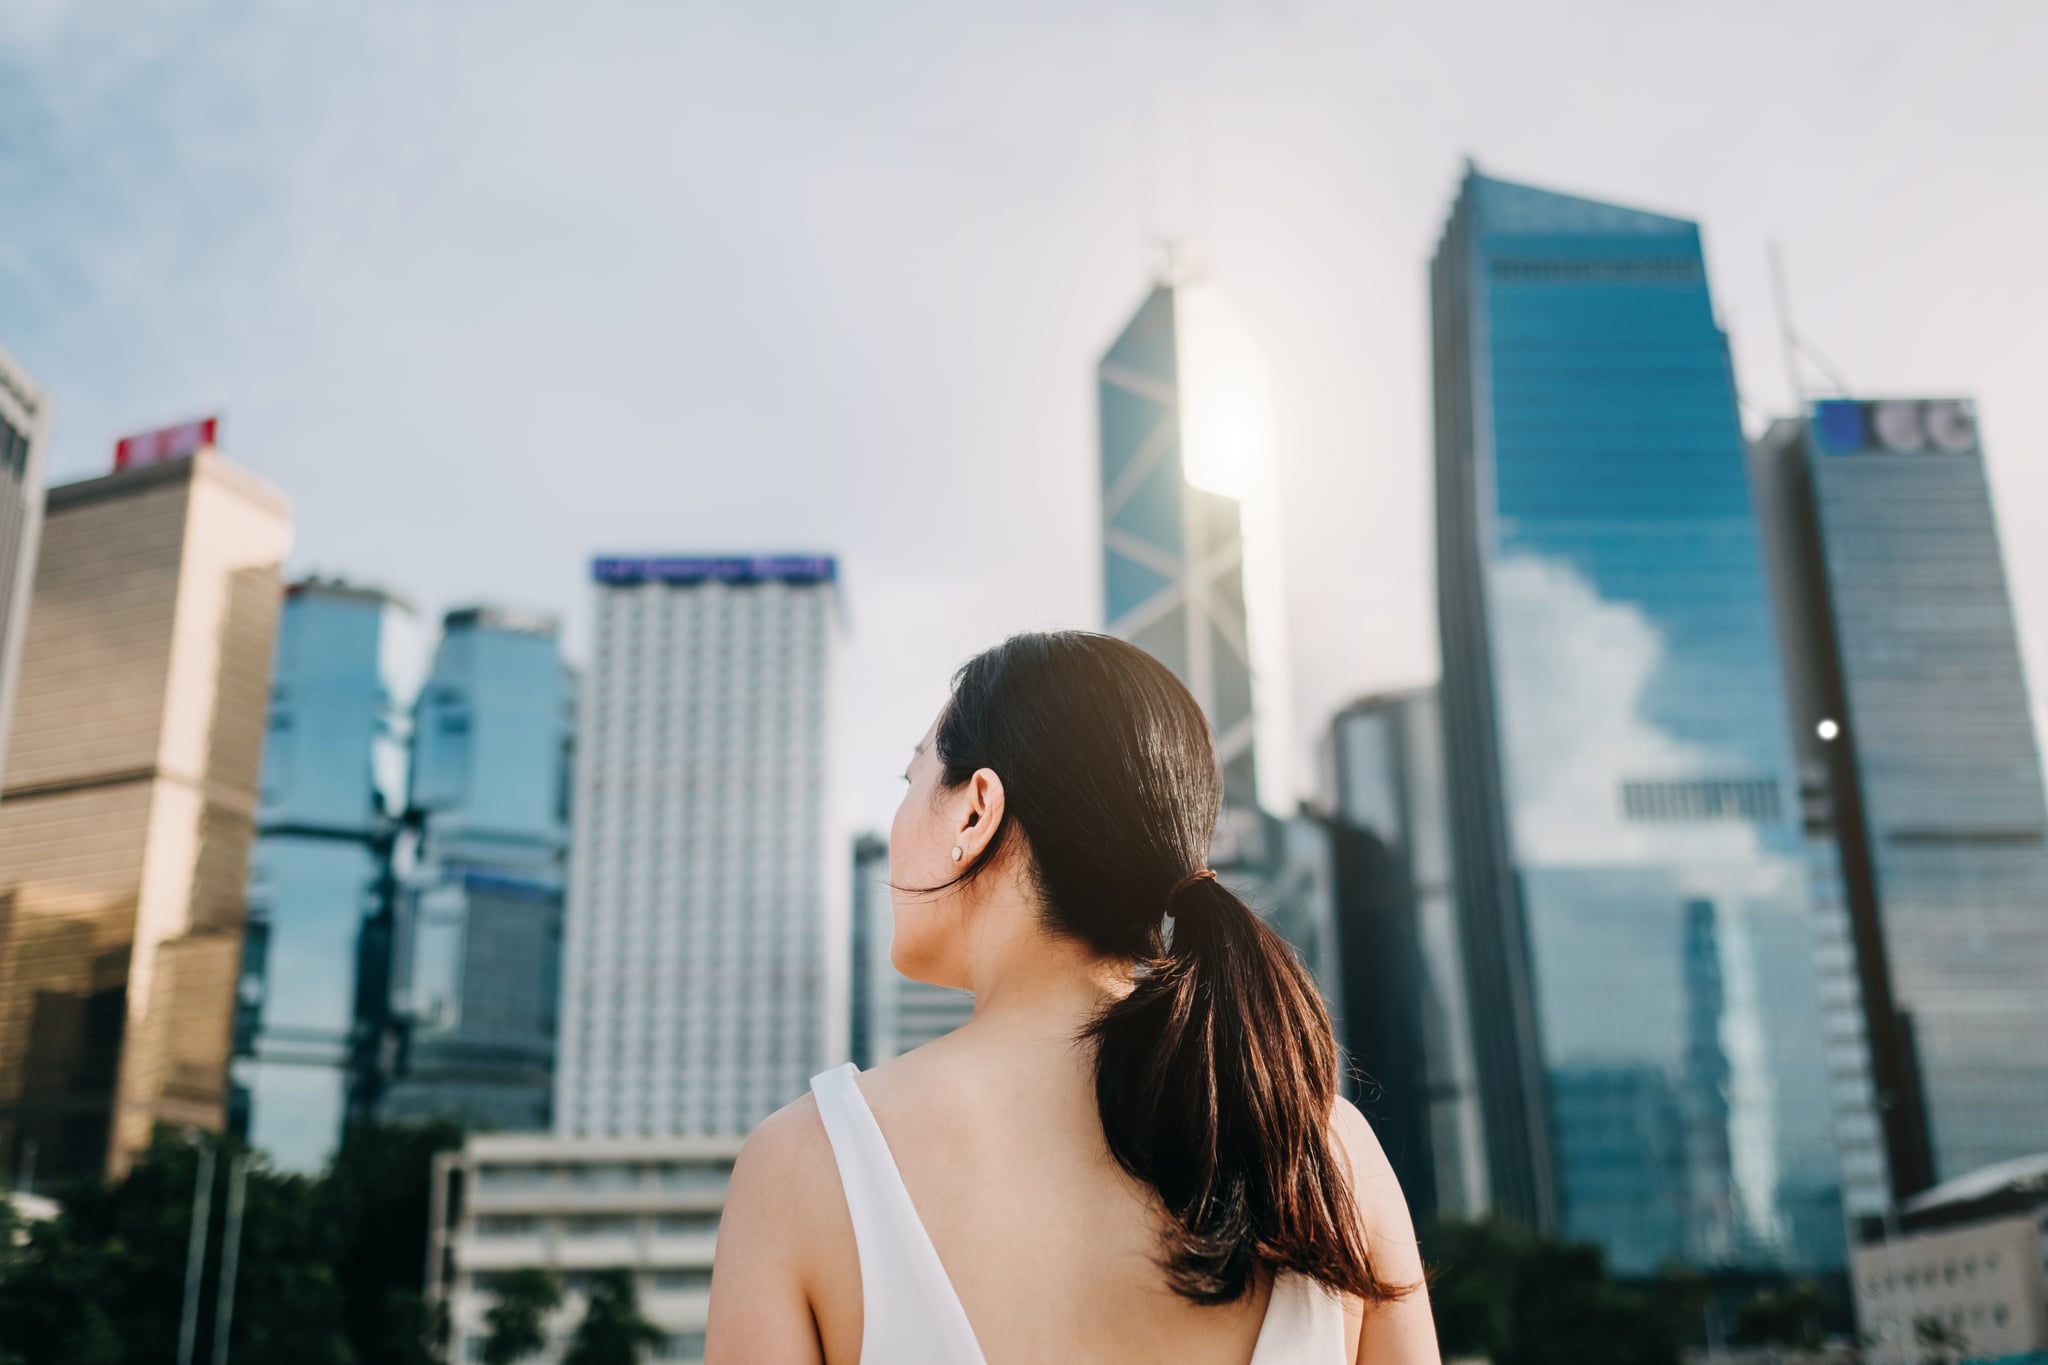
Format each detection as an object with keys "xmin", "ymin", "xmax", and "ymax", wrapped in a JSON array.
[
  {"xmin": 1751, "ymin": 400, "xmax": 2048, "ymax": 1200},
  {"xmin": 1321, "ymin": 689, "xmax": 1489, "ymax": 1224},
  {"xmin": 1432, "ymin": 167, "xmax": 1844, "ymax": 1272}
]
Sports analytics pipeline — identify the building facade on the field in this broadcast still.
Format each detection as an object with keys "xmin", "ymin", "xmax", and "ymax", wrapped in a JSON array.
[
  {"xmin": 555, "ymin": 556, "xmax": 842, "ymax": 1139},
  {"xmin": 429, "ymin": 1131, "xmax": 739, "ymax": 1365},
  {"xmin": 387, "ymin": 607, "xmax": 574, "ymax": 1134},
  {"xmin": 1432, "ymin": 167, "xmax": 1844, "ymax": 1273},
  {"xmin": 1097, "ymin": 272, "xmax": 1293, "ymax": 810},
  {"xmin": 233, "ymin": 579, "xmax": 420, "ymax": 1172},
  {"xmin": 1320, "ymin": 689, "xmax": 1488, "ymax": 1224},
  {"xmin": 1752, "ymin": 400, "xmax": 2048, "ymax": 1201},
  {"xmin": 0, "ymin": 452, "xmax": 290, "ymax": 1181},
  {"xmin": 1850, "ymin": 1152, "xmax": 2048, "ymax": 1364},
  {"xmin": 0, "ymin": 342, "xmax": 48, "ymax": 802},
  {"xmin": 850, "ymin": 832, "xmax": 971, "ymax": 1069}
]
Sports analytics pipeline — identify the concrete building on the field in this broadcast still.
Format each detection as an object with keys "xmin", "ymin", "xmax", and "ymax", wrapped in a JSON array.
[
  {"xmin": 232, "ymin": 578, "xmax": 420, "ymax": 1172},
  {"xmin": 0, "ymin": 450, "xmax": 290, "ymax": 1181},
  {"xmin": 849, "ymin": 832, "xmax": 971, "ymax": 1069},
  {"xmin": 0, "ymin": 342, "xmax": 48, "ymax": 802},
  {"xmin": 1753, "ymin": 401, "xmax": 2048, "ymax": 1204},
  {"xmin": 429, "ymin": 1131, "xmax": 740, "ymax": 1365},
  {"xmin": 555, "ymin": 556, "xmax": 843, "ymax": 1139},
  {"xmin": 1851, "ymin": 1152, "xmax": 2048, "ymax": 1364},
  {"xmin": 387, "ymin": 606, "xmax": 574, "ymax": 1134}
]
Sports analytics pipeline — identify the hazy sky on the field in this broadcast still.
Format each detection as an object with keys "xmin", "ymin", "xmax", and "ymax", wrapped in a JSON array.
[{"xmin": 6, "ymin": 0, "xmax": 2045, "ymax": 832}]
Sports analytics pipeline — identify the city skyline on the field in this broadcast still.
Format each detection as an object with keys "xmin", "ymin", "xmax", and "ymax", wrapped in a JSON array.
[{"xmin": 8, "ymin": 2, "xmax": 2048, "ymax": 844}]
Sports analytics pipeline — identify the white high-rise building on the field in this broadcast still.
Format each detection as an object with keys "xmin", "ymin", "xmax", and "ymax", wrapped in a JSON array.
[
  {"xmin": 0, "ymin": 341, "xmax": 49, "ymax": 800},
  {"xmin": 555, "ymin": 556, "xmax": 843, "ymax": 1139}
]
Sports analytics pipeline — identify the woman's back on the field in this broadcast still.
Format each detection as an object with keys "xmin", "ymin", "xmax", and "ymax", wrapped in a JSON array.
[
  {"xmin": 803, "ymin": 1029, "xmax": 1350, "ymax": 1365},
  {"xmin": 705, "ymin": 633, "xmax": 1440, "ymax": 1364}
]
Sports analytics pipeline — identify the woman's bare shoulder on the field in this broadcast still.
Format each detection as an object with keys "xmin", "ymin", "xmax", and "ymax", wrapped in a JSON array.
[{"xmin": 730, "ymin": 1091, "xmax": 841, "ymax": 1222}]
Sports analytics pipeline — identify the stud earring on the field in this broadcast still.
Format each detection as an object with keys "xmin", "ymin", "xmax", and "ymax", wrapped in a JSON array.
[{"xmin": 951, "ymin": 845, "xmax": 964, "ymax": 863}]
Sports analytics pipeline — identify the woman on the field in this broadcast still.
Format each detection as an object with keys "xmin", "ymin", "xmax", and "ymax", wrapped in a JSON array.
[{"xmin": 708, "ymin": 632, "xmax": 1439, "ymax": 1363}]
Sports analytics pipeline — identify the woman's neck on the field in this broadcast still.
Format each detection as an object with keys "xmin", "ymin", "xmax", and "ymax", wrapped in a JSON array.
[{"xmin": 956, "ymin": 888, "xmax": 1132, "ymax": 1046}]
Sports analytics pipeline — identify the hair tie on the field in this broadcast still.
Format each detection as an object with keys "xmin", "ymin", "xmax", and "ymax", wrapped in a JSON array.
[{"xmin": 1166, "ymin": 867, "xmax": 1218, "ymax": 913}]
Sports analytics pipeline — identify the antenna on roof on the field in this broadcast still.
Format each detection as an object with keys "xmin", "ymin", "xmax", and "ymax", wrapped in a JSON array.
[{"xmin": 1768, "ymin": 241, "xmax": 1850, "ymax": 409}]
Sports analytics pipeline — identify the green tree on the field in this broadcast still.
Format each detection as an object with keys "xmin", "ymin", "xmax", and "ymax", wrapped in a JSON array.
[
  {"xmin": 323, "ymin": 1118, "xmax": 465, "ymax": 1365},
  {"xmin": 481, "ymin": 1267, "xmax": 565, "ymax": 1364},
  {"xmin": 562, "ymin": 1268, "xmax": 665, "ymax": 1365},
  {"xmin": 0, "ymin": 1119, "xmax": 461, "ymax": 1365},
  {"xmin": 1735, "ymin": 1280, "xmax": 1828, "ymax": 1351},
  {"xmin": 1419, "ymin": 1218, "xmax": 1696, "ymax": 1365},
  {"xmin": 1914, "ymin": 1314, "xmax": 1970, "ymax": 1364}
]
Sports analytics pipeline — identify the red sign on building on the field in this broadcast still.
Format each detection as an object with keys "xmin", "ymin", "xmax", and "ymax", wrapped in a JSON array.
[{"xmin": 114, "ymin": 416, "xmax": 218, "ymax": 471}]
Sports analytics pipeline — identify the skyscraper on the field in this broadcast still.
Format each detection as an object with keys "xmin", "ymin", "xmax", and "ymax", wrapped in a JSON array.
[
  {"xmin": 387, "ymin": 606, "xmax": 574, "ymax": 1133},
  {"xmin": 0, "ymin": 450, "xmax": 290, "ymax": 1181},
  {"xmin": 1321, "ymin": 689, "xmax": 1488, "ymax": 1224},
  {"xmin": 0, "ymin": 342, "xmax": 48, "ymax": 800},
  {"xmin": 850, "ymin": 832, "xmax": 972, "ymax": 1068},
  {"xmin": 232, "ymin": 579, "xmax": 419, "ymax": 1171},
  {"xmin": 1097, "ymin": 269, "xmax": 1293, "ymax": 810},
  {"xmin": 1751, "ymin": 399, "xmax": 2048, "ymax": 1200},
  {"xmin": 555, "ymin": 556, "xmax": 842, "ymax": 1138},
  {"xmin": 1432, "ymin": 166, "xmax": 1844, "ymax": 1272}
]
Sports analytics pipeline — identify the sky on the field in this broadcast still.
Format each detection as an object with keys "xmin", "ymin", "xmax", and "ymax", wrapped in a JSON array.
[{"xmin": 5, "ymin": 0, "xmax": 2045, "ymax": 834}]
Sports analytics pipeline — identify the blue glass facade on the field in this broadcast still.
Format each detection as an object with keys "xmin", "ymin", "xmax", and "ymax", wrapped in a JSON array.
[
  {"xmin": 386, "ymin": 607, "xmax": 573, "ymax": 1133},
  {"xmin": 1752, "ymin": 403, "xmax": 2048, "ymax": 1199},
  {"xmin": 1433, "ymin": 169, "xmax": 1845, "ymax": 1272},
  {"xmin": 1098, "ymin": 281, "xmax": 1278, "ymax": 808},
  {"xmin": 235, "ymin": 580, "xmax": 418, "ymax": 1171}
]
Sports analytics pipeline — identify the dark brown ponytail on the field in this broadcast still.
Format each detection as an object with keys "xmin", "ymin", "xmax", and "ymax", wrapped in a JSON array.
[{"xmin": 932, "ymin": 631, "xmax": 1410, "ymax": 1308}]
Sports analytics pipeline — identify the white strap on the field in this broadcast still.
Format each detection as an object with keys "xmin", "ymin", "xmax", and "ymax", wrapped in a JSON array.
[{"xmin": 810, "ymin": 1064, "xmax": 988, "ymax": 1364}]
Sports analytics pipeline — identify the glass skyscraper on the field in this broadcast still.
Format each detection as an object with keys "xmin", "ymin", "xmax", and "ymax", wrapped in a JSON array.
[
  {"xmin": 1751, "ymin": 400, "xmax": 2048, "ymax": 1199},
  {"xmin": 1098, "ymin": 272, "xmax": 1293, "ymax": 810},
  {"xmin": 1432, "ymin": 167, "xmax": 1844, "ymax": 1273},
  {"xmin": 1321, "ymin": 689, "xmax": 1488, "ymax": 1224},
  {"xmin": 386, "ymin": 606, "xmax": 574, "ymax": 1133},
  {"xmin": 234, "ymin": 579, "xmax": 419, "ymax": 1172}
]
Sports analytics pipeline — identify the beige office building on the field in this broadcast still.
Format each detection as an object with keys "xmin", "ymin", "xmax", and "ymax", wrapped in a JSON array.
[{"xmin": 0, "ymin": 451, "xmax": 290, "ymax": 1183}]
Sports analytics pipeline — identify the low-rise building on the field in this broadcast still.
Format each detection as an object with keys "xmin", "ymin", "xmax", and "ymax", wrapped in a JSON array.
[
  {"xmin": 1851, "ymin": 1152, "xmax": 2048, "ymax": 1363},
  {"xmin": 429, "ymin": 1132, "xmax": 743, "ymax": 1364}
]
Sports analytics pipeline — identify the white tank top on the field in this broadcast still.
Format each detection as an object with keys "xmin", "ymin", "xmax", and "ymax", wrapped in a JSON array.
[{"xmin": 810, "ymin": 1063, "xmax": 1348, "ymax": 1364}]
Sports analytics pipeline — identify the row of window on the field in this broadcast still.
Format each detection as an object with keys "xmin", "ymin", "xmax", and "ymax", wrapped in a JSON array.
[
  {"xmin": 1867, "ymin": 1250, "xmax": 2002, "ymax": 1294},
  {"xmin": 473, "ymin": 1212, "xmax": 722, "ymax": 1238},
  {"xmin": 469, "ymin": 1267, "xmax": 712, "ymax": 1295},
  {"xmin": 475, "ymin": 1162, "xmax": 731, "ymax": 1192}
]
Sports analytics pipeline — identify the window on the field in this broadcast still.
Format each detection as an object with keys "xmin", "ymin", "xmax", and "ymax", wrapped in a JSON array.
[
  {"xmin": 473, "ymin": 1216, "xmax": 539, "ymax": 1238},
  {"xmin": 560, "ymin": 1216, "xmax": 635, "ymax": 1238},
  {"xmin": 655, "ymin": 1213, "xmax": 721, "ymax": 1237}
]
